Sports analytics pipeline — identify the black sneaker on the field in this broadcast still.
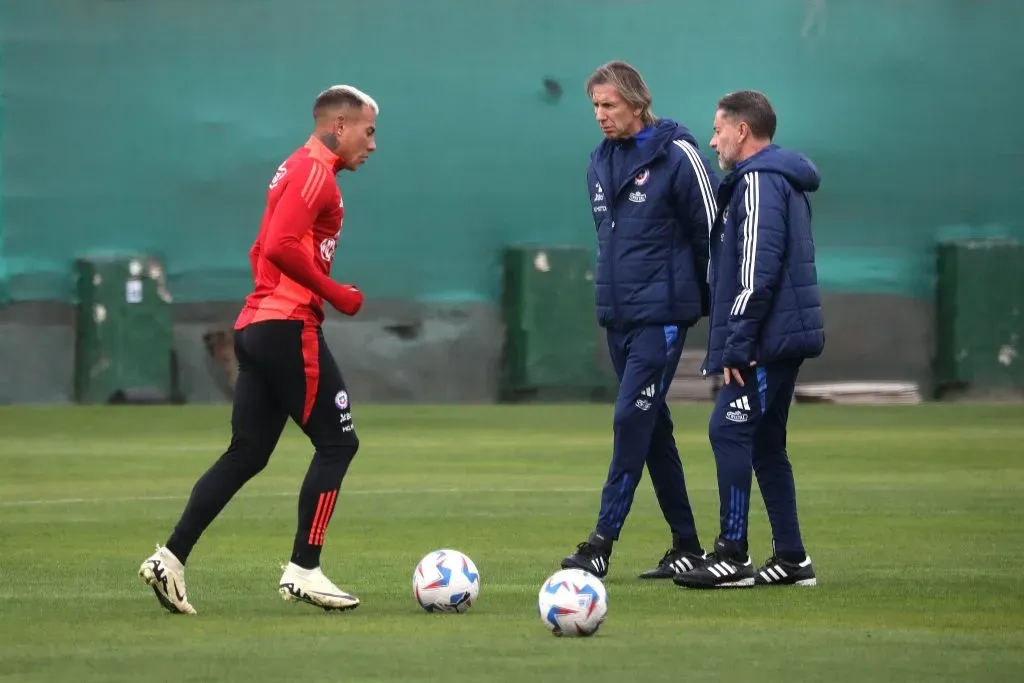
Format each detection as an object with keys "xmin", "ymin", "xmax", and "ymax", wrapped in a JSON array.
[
  {"xmin": 673, "ymin": 537, "xmax": 755, "ymax": 589},
  {"xmin": 561, "ymin": 531, "xmax": 612, "ymax": 578},
  {"xmin": 754, "ymin": 554, "xmax": 817, "ymax": 587},
  {"xmin": 638, "ymin": 547, "xmax": 708, "ymax": 579}
]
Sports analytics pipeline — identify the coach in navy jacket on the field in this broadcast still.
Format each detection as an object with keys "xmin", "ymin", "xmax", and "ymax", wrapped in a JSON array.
[
  {"xmin": 702, "ymin": 146, "xmax": 824, "ymax": 376},
  {"xmin": 560, "ymin": 61, "xmax": 719, "ymax": 581},
  {"xmin": 590, "ymin": 120, "xmax": 715, "ymax": 328},
  {"xmin": 674, "ymin": 90, "xmax": 824, "ymax": 591}
]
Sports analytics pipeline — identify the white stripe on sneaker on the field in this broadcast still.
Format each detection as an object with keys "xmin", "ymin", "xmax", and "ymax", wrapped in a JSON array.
[
  {"xmin": 712, "ymin": 562, "xmax": 735, "ymax": 576},
  {"xmin": 673, "ymin": 557, "xmax": 693, "ymax": 573}
]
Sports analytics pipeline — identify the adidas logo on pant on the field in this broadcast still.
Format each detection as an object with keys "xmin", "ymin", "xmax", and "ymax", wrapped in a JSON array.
[
  {"xmin": 725, "ymin": 396, "xmax": 750, "ymax": 423},
  {"xmin": 729, "ymin": 396, "xmax": 750, "ymax": 410},
  {"xmin": 635, "ymin": 384, "xmax": 656, "ymax": 411}
]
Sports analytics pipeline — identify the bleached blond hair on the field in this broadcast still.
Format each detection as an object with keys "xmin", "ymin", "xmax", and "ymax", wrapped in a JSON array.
[{"xmin": 313, "ymin": 84, "xmax": 379, "ymax": 117}]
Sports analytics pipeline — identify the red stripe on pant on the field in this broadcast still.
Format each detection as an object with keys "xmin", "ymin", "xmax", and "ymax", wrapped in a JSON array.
[
  {"xmin": 300, "ymin": 323, "xmax": 320, "ymax": 425},
  {"xmin": 308, "ymin": 490, "xmax": 338, "ymax": 546}
]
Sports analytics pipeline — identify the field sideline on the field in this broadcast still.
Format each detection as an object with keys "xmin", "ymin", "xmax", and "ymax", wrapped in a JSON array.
[{"xmin": 1, "ymin": 403, "xmax": 1022, "ymax": 682}]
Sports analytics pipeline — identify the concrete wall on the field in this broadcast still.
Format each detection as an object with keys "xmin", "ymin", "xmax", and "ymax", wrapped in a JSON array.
[{"xmin": 0, "ymin": 293, "xmax": 933, "ymax": 405}]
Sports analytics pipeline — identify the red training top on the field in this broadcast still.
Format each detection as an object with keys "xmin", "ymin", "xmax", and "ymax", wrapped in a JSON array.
[{"xmin": 235, "ymin": 135, "xmax": 359, "ymax": 329}]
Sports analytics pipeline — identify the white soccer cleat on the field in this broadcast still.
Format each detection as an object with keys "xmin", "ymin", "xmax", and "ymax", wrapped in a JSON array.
[
  {"xmin": 138, "ymin": 545, "xmax": 197, "ymax": 615},
  {"xmin": 278, "ymin": 562, "xmax": 360, "ymax": 612}
]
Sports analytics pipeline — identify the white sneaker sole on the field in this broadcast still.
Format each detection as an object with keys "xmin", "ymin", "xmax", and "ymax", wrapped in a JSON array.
[
  {"xmin": 674, "ymin": 575, "xmax": 755, "ymax": 589},
  {"xmin": 278, "ymin": 583, "xmax": 360, "ymax": 612},
  {"xmin": 754, "ymin": 576, "xmax": 818, "ymax": 587}
]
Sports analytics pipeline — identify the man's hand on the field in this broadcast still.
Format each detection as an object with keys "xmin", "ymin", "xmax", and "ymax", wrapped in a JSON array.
[
  {"xmin": 723, "ymin": 361, "xmax": 757, "ymax": 387},
  {"xmin": 329, "ymin": 284, "xmax": 364, "ymax": 316}
]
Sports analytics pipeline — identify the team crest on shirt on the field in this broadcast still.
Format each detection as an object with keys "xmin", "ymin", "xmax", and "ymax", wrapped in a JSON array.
[
  {"xmin": 334, "ymin": 390, "xmax": 349, "ymax": 410},
  {"xmin": 722, "ymin": 207, "xmax": 729, "ymax": 224},
  {"xmin": 320, "ymin": 237, "xmax": 337, "ymax": 262},
  {"xmin": 634, "ymin": 168, "xmax": 650, "ymax": 186}
]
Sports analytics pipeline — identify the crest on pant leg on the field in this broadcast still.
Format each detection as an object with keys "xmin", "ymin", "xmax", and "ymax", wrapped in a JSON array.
[{"xmin": 334, "ymin": 390, "xmax": 349, "ymax": 410}]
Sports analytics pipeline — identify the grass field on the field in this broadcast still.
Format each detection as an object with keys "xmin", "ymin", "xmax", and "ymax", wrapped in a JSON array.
[{"xmin": 1, "ymin": 402, "xmax": 1023, "ymax": 682}]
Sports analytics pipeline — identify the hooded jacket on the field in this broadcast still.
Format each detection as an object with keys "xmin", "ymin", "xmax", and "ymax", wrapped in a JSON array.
[
  {"xmin": 702, "ymin": 144, "xmax": 825, "ymax": 374},
  {"xmin": 588, "ymin": 119, "xmax": 720, "ymax": 329}
]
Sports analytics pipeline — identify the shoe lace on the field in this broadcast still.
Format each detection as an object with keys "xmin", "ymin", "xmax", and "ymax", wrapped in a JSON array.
[
  {"xmin": 704, "ymin": 551, "xmax": 733, "ymax": 567},
  {"xmin": 762, "ymin": 554, "xmax": 809, "ymax": 571},
  {"xmin": 656, "ymin": 548, "xmax": 677, "ymax": 568},
  {"xmin": 575, "ymin": 541, "xmax": 599, "ymax": 558}
]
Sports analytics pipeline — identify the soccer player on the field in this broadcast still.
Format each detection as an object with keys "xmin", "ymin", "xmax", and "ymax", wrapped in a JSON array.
[
  {"xmin": 560, "ymin": 61, "xmax": 719, "ymax": 579},
  {"xmin": 138, "ymin": 85, "xmax": 378, "ymax": 614},
  {"xmin": 674, "ymin": 90, "xmax": 823, "ymax": 589}
]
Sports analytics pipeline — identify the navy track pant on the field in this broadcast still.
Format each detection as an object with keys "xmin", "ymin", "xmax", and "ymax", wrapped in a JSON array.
[
  {"xmin": 595, "ymin": 324, "xmax": 699, "ymax": 542},
  {"xmin": 708, "ymin": 359, "xmax": 806, "ymax": 555}
]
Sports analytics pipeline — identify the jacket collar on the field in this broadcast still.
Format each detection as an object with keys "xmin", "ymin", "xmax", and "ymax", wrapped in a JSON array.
[{"xmin": 304, "ymin": 135, "xmax": 346, "ymax": 173}]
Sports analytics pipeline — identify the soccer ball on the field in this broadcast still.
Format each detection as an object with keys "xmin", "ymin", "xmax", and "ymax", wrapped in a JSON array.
[
  {"xmin": 412, "ymin": 549, "xmax": 480, "ymax": 613},
  {"xmin": 537, "ymin": 568, "xmax": 608, "ymax": 637}
]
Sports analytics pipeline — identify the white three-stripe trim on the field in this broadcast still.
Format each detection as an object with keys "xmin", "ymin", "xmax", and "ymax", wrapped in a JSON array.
[
  {"xmin": 706, "ymin": 562, "xmax": 738, "ymax": 578},
  {"xmin": 672, "ymin": 139, "xmax": 718, "ymax": 237},
  {"xmin": 671, "ymin": 557, "xmax": 695, "ymax": 573},
  {"xmin": 731, "ymin": 171, "xmax": 760, "ymax": 316},
  {"xmin": 759, "ymin": 564, "xmax": 789, "ymax": 583}
]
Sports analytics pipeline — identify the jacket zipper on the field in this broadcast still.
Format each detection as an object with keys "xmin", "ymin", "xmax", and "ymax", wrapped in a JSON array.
[{"xmin": 608, "ymin": 215, "xmax": 621, "ymax": 323}]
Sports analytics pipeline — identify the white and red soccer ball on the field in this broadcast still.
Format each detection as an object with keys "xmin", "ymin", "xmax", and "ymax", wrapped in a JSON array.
[
  {"xmin": 537, "ymin": 568, "xmax": 608, "ymax": 637},
  {"xmin": 412, "ymin": 549, "xmax": 480, "ymax": 614}
]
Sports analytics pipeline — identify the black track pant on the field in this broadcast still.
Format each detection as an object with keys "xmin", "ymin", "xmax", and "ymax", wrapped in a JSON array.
[{"xmin": 166, "ymin": 319, "xmax": 359, "ymax": 569}]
